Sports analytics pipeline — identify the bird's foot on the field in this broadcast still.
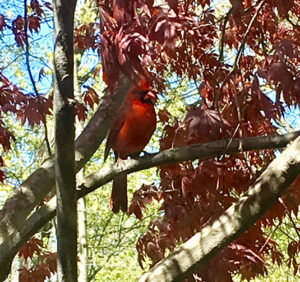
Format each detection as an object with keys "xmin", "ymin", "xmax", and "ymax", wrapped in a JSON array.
[
  {"xmin": 129, "ymin": 150, "xmax": 151, "ymax": 159},
  {"xmin": 116, "ymin": 158, "xmax": 127, "ymax": 170}
]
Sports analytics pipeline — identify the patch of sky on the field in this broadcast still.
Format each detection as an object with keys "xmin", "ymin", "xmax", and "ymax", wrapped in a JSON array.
[{"xmin": 0, "ymin": 0, "xmax": 54, "ymax": 96}]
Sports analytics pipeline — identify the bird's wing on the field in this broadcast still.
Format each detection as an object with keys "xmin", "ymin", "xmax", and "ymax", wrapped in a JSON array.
[{"xmin": 104, "ymin": 110, "xmax": 126, "ymax": 161}]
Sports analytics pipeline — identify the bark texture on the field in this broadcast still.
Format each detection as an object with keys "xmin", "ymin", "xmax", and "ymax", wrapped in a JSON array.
[
  {"xmin": 0, "ymin": 129, "xmax": 299, "ymax": 280},
  {"xmin": 53, "ymin": 0, "xmax": 77, "ymax": 280},
  {"xmin": 0, "ymin": 132, "xmax": 298, "ymax": 281},
  {"xmin": 139, "ymin": 136, "xmax": 300, "ymax": 282},
  {"xmin": 0, "ymin": 74, "xmax": 132, "ymax": 281}
]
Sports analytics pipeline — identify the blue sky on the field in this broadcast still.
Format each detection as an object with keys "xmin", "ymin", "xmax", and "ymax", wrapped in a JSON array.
[{"xmin": 0, "ymin": 0, "xmax": 299, "ymax": 131}]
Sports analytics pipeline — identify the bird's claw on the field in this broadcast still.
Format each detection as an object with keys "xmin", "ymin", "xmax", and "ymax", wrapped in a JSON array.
[{"xmin": 129, "ymin": 150, "xmax": 151, "ymax": 159}]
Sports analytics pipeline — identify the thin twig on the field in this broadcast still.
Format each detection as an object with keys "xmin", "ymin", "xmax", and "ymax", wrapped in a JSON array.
[
  {"xmin": 218, "ymin": 7, "xmax": 233, "ymax": 62},
  {"xmin": 278, "ymin": 198, "xmax": 300, "ymax": 239},
  {"xmin": 220, "ymin": 0, "xmax": 266, "ymax": 94},
  {"xmin": 259, "ymin": 220, "xmax": 281, "ymax": 253},
  {"xmin": 277, "ymin": 226, "xmax": 297, "ymax": 242},
  {"xmin": 24, "ymin": 0, "xmax": 52, "ymax": 157},
  {"xmin": 287, "ymin": 212, "xmax": 300, "ymax": 239}
]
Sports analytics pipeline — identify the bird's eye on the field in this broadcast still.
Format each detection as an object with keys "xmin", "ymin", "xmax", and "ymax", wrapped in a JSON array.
[{"xmin": 138, "ymin": 90, "xmax": 150, "ymax": 96}]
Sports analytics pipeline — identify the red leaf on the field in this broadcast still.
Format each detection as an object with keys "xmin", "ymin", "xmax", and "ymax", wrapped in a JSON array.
[
  {"xmin": 19, "ymin": 237, "xmax": 43, "ymax": 260},
  {"xmin": 13, "ymin": 16, "xmax": 24, "ymax": 30},
  {"xmin": 44, "ymin": 2, "xmax": 53, "ymax": 11},
  {"xmin": 0, "ymin": 124, "xmax": 15, "ymax": 151},
  {"xmin": 0, "ymin": 14, "xmax": 7, "ymax": 31},
  {"xmin": 184, "ymin": 105, "xmax": 230, "ymax": 143},
  {"xmin": 75, "ymin": 102, "xmax": 88, "ymax": 121},
  {"xmin": 275, "ymin": 0, "xmax": 293, "ymax": 17},
  {"xmin": 149, "ymin": 15, "xmax": 181, "ymax": 50},
  {"xmin": 128, "ymin": 184, "xmax": 161, "ymax": 220},
  {"xmin": 19, "ymin": 267, "xmax": 32, "ymax": 282},
  {"xmin": 43, "ymin": 252, "xmax": 57, "ymax": 273},
  {"xmin": 167, "ymin": 0, "xmax": 178, "ymax": 13},
  {"xmin": 158, "ymin": 108, "xmax": 170, "ymax": 123},
  {"xmin": 112, "ymin": 0, "xmax": 131, "ymax": 25},
  {"xmin": 31, "ymin": 0, "xmax": 44, "ymax": 16},
  {"xmin": 83, "ymin": 87, "xmax": 99, "ymax": 109},
  {"xmin": 28, "ymin": 15, "xmax": 41, "ymax": 33}
]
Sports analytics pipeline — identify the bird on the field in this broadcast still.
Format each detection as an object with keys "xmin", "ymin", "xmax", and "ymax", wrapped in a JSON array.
[{"xmin": 104, "ymin": 78, "xmax": 157, "ymax": 213}]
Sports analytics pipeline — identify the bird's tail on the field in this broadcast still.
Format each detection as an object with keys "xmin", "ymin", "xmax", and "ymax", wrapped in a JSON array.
[{"xmin": 110, "ymin": 173, "xmax": 127, "ymax": 213}]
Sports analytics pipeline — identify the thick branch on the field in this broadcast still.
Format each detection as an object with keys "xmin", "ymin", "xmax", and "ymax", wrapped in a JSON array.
[
  {"xmin": 0, "ymin": 131, "xmax": 298, "ymax": 281},
  {"xmin": 0, "ymin": 74, "xmax": 132, "ymax": 281},
  {"xmin": 78, "ymin": 131, "xmax": 300, "ymax": 196},
  {"xmin": 139, "ymin": 136, "xmax": 300, "ymax": 282}
]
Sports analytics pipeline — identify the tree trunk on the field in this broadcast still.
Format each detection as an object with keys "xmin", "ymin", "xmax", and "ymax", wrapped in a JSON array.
[
  {"xmin": 0, "ymin": 74, "xmax": 132, "ymax": 282},
  {"xmin": 53, "ymin": 0, "xmax": 77, "ymax": 280}
]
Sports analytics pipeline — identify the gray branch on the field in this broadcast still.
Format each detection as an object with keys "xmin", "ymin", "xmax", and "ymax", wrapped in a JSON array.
[
  {"xmin": 139, "ymin": 136, "xmax": 300, "ymax": 282},
  {"xmin": 0, "ymin": 131, "xmax": 299, "ymax": 281},
  {"xmin": 0, "ymin": 74, "xmax": 132, "ymax": 281},
  {"xmin": 78, "ymin": 131, "xmax": 300, "ymax": 196}
]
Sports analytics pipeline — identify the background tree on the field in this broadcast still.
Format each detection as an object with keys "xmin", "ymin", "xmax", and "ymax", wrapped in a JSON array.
[{"xmin": 0, "ymin": 0, "xmax": 300, "ymax": 281}]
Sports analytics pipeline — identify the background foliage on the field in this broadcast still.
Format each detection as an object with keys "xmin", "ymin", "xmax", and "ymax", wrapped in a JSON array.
[{"xmin": 0, "ymin": 0, "xmax": 300, "ymax": 281}]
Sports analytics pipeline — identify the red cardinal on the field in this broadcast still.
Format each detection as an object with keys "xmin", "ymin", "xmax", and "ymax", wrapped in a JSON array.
[{"xmin": 104, "ymin": 78, "xmax": 157, "ymax": 213}]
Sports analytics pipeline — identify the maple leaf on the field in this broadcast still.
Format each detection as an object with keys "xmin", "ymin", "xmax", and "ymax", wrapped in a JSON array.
[
  {"xmin": 19, "ymin": 267, "xmax": 32, "ymax": 282},
  {"xmin": 0, "ymin": 14, "xmax": 6, "ymax": 31},
  {"xmin": 75, "ymin": 102, "xmax": 88, "ymax": 121},
  {"xmin": 275, "ymin": 0, "xmax": 294, "ymax": 18},
  {"xmin": 158, "ymin": 108, "xmax": 170, "ymax": 123},
  {"xmin": 167, "ymin": 0, "xmax": 179, "ymax": 14},
  {"xmin": 74, "ymin": 23, "xmax": 98, "ymax": 51},
  {"xmin": 43, "ymin": 252, "xmax": 57, "ymax": 273},
  {"xmin": 184, "ymin": 105, "xmax": 230, "ymax": 143},
  {"xmin": 19, "ymin": 237, "xmax": 43, "ymax": 260},
  {"xmin": 128, "ymin": 184, "xmax": 161, "ymax": 220},
  {"xmin": 13, "ymin": 15, "xmax": 24, "ymax": 30},
  {"xmin": 30, "ymin": 0, "xmax": 44, "ymax": 17},
  {"xmin": 83, "ymin": 86, "xmax": 99, "ymax": 109},
  {"xmin": 149, "ymin": 15, "xmax": 181, "ymax": 50},
  {"xmin": 28, "ymin": 15, "xmax": 41, "ymax": 33},
  {"xmin": 0, "ymin": 123, "xmax": 15, "ymax": 151},
  {"xmin": 112, "ymin": 0, "xmax": 128, "ymax": 25}
]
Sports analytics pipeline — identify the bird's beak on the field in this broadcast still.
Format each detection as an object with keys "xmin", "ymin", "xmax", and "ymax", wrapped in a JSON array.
[{"xmin": 145, "ymin": 90, "xmax": 157, "ymax": 103}]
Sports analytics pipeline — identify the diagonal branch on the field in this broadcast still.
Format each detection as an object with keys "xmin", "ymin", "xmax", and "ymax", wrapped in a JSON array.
[
  {"xmin": 139, "ymin": 136, "xmax": 300, "ymax": 282},
  {"xmin": 0, "ymin": 131, "xmax": 299, "ymax": 281},
  {"xmin": 218, "ymin": 7, "xmax": 232, "ymax": 62},
  {"xmin": 0, "ymin": 74, "xmax": 132, "ymax": 281}
]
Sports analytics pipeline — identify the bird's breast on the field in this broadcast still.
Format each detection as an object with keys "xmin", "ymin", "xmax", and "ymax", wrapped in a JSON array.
[{"xmin": 113, "ymin": 101, "xmax": 156, "ymax": 158}]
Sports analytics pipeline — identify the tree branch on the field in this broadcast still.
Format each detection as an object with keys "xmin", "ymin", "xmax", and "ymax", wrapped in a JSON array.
[
  {"xmin": 78, "ymin": 131, "xmax": 300, "ymax": 196},
  {"xmin": 0, "ymin": 74, "xmax": 132, "ymax": 281},
  {"xmin": 0, "ymin": 131, "xmax": 298, "ymax": 281},
  {"xmin": 219, "ymin": 0, "xmax": 266, "ymax": 95},
  {"xmin": 139, "ymin": 136, "xmax": 300, "ymax": 282},
  {"xmin": 218, "ymin": 7, "xmax": 232, "ymax": 62}
]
